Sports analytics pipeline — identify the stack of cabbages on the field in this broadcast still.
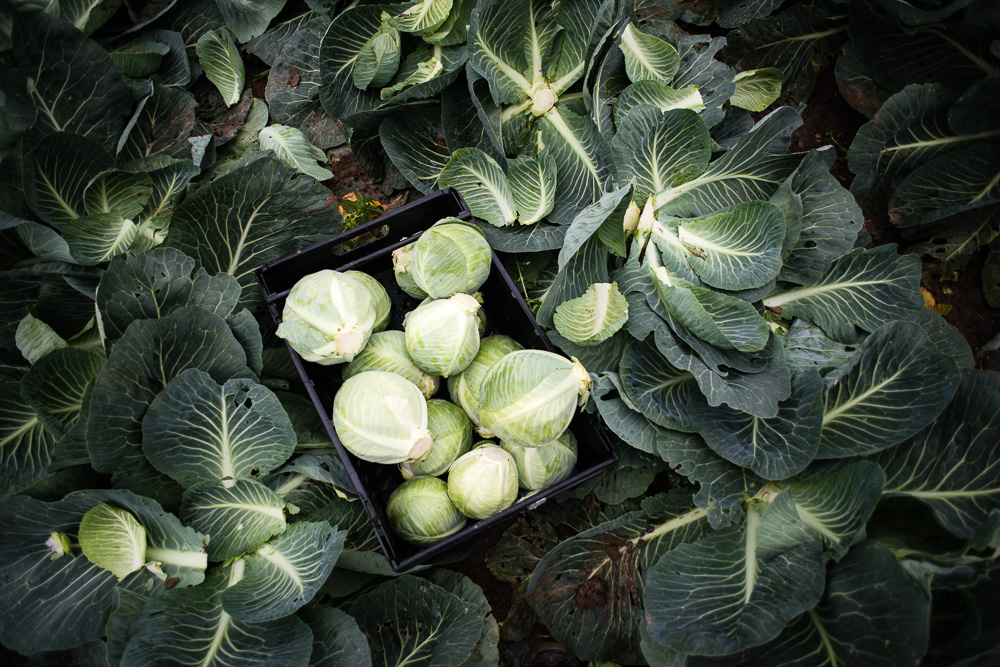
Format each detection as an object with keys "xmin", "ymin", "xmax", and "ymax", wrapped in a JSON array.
[{"xmin": 277, "ymin": 218, "xmax": 591, "ymax": 546}]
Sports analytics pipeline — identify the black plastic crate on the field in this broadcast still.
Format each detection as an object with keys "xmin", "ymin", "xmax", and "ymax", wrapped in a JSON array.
[{"xmin": 256, "ymin": 188, "xmax": 619, "ymax": 572}]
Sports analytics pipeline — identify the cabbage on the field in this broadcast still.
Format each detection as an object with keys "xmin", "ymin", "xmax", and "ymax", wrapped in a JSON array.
[
  {"xmin": 502, "ymin": 431, "xmax": 578, "ymax": 491},
  {"xmin": 409, "ymin": 218, "xmax": 492, "ymax": 298},
  {"xmin": 387, "ymin": 477, "xmax": 466, "ymax": 545},
  {"xmin": 404, "ymin": 293, "xmax": 482, "ymax": 377},
  {"xmin": 345, "ymin": 270, "xmax": 391, "ymax": 332},
  {"xmin": 447, "ymin": 445, "xmax": 519, "ymax": 520},
  {"xmin": 332, "ymin": 370, "xmax": 431, "ymax": 463},
  {"xmin": 276, "ymin": 270, "xmax": 377, "ymax": 365},
  {"xmin": 478, "ymin": 350, "xmax": 590, "ymax": 448}
]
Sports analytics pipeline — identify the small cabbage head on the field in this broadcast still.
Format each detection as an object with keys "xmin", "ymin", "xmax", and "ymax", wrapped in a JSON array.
[
  {"xmin": 342, "ymin": 330, "xmax": 440, "ymax": 398},
  {"xmin": 447, "ymin": 335, "xmax": 522, "ymax": 437},
  {"xmin": 447, "ymin": 444, "xmax": 519, "ymax": 519},
  {"xmin": 478, "ymin": 350, "xmax": 590, "ymax": 448},
  {"xmin": 345, "ymin": 270, "xmax": 391, "ymax": 332},
  {"xmin": 78, "ymin": 503, "xmax": 147, "ymax": 580},
  {"xmin": 332, "ymin": 370, "xmax": 431, "ymax": 463},
  {"xmin": 387, "ymin": 477, "xmax": 466, "ymax": 545},
  {"xmin": 502, "ymin": 431, "xmax": 578, "ymax": 491},
  {"xmin": 404, "ymin": 293, "xmax": 481, "ymax": 377},
  {"xmin": 400, "ymin": 399, "xmax": 473, "ymax": 479},
  {"xmin": 277, "ymin": 270, "xmax": 377, "ymax": 365},
  {"xmin": 409, "ymin": 218, "xmax": 492, "ymax": 298},
  {"xmin": 392, "ymin": 245, "xmax": 428, "ymax": 299}
]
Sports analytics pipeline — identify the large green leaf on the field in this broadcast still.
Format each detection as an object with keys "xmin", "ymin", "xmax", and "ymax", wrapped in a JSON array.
[
  {"xmin": 612, "ymin": 81, "xmax": 705, "ymax": 130},
  {"xmin": 651, "ymin": 267, "xmax": 770, "ymax": 353},
  {"xmin": 783, "ymin": 318, "xmax": 866, "ymax": 381},
  {"xmin": 389, "ymin": 0, "xmax": 454, "ymax": 33},
  {"xmin": 762, "ymin": 245, "xmax": 923, "ymax": 343},
  {"xmin": 847, "ymin": 84, "xmax": 964, "ymax": 201},
  {"xmin": 655, "ymin": 325, "xmax": 792, "ymax": 419},
  {"xmin": 264, "ymin": 15, "xmax": 345, "ymax": 149},
  {"xmin": 318, "ymin": 6, "xmax": 387, "ymax": 119},
  {"xmin": 535, "ymin": 233, "xmax": 609, "ymax": 327},
  {"xmin": 508, "ymin": 151, "xmax": 557, "ymax": 224},
  {"xmin": 817, "ymin": 321, "xmax": 960, "ymax": 458},
  {"xmin": 168, "ymin": 153, "xmax": 339, "ymax": 304},
  {"xmin": 689, "ymin": 541, "xmax": 930, "ymax": 667},
  {"xmin": 690, "ymin": 371, "xmax": 823, "ymax": 480},
  {"xmin": 300, "ymin": 605, "xmax": 372, "ymax": 667},
  {"xmin": 0, "ymin": 489, "xmax": 204, "ymax": 655},
  {"xmin": 259, "ymin": 124, "xmax": 331, "ymax": 181},
  {"xmin": 197, "ymin": 27, "xmax": 245, "ymax": 106},
  {"xmin": 96, "ymin": 247, "xmax": 242, "ymax": 344},
  {"xmin": 619, "ymin": 22, "xmax": 680, "ymax": 84},
  {"xmin": 645, "ymin": 499, "xmax": 825, "ymax": 655},
  {"xmin": 142, "ymin": 369, "xmax": 296, "ymax": 489},
  {"xmin": 770, "ymin": 461, "xmax": 885, "ymax": 561},
  {"xmin": 438, "ymin": 147, "xmax": 517, "ymax": 226},
  {"xmin": 21, "ymin": 347, "xmax": 104, "ymax": 439},
  {"xmin": 592, "ymin": 372, "xmax": 663, "ymax": 455},
  {"xmin": 677, "ymin": 201, "xmax": 786, "ymax": 291},
  {"xmin": 553, "ymin": 282, "xmax": 628, "ymax": 345},
  {"xmin": 655, "ymin": 107, "xmax": 804, "ymax": 216},
  {"xmin": 890, "ymin": 144, "xmax": 1000, "ymax": 225},
  {"xmin": 467, "ymin": 0, "xmax": 534, "ymax": 105},
  {"xmin": 22, "ymin": 132, "xmax": 115, "ymax": 229},
  {"xmin": 619, "ymin": 336, "xmax": 700, "ymax": 432},
  {"xmin": 611, "ymin": 106, "xmax": 711, "ymax": 206},
  {"xmin": 63, "ymin": 212, "xmax": 139, "ymax": 265},
  {"xmin": 215, "ymin": 0, "xmax": 288, "ymax": 43},
  {"xmin": 381, "ymin": 107, "xmax": 450, "ymax": 195},
  {"xmin": 121, "ymin": 569, "xmax": 313, "ymax": 666},
  {"xmin": 350, "ymin": 575, "xmax": 485, "ymax": 666},
  {"xmin": 528, "ymin": 494, "xmax": 708, "ymax": 662},
  {"xmin": 86, "ymin": 306, "xmax": 254, "ymax": 497},
  {"xmin": 83, "ymin": 171, "xmax": 153, "ymax": 220},
  {"xmin": 731, "ymin": 68, "xmax": 783, "ymax": 112},
  {"xmin": 221, "ymin": 521, "xmax": 345, "ymax": 621},
  {"xmin": 10, "ymin": 10, "xmax": 131, "ymax": 151},
  {"xmin": 181, "ymin": 477, "xmax": 287, "ymax": 562},
  {"xmin": 778, "ymin": 148, "xmax": 864, "ymax": 285},
  {"xmin": 539, "ymin": 104, "xmax": 612, "ymax": 224},
  {"xmin": 655, "ymin": 428, "xmax": 766, "ymax": 528},
  {"xmin": 0, "ymin": 382, "xmax": 57, "ymax": 501},
  {"xmin": 877, "ymin": 370, "xmax": 1000, "ymax": 539},
  {"xmin": 117, "ymin": 84, "xmax": 199, "ymax": 163}
]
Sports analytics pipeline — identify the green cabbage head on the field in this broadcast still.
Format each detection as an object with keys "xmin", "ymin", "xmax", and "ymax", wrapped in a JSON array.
[
  {"xmin": 478, "ymin": 350, "xmax": 590, "ymax": 448},
  {"xmin": 332, "ymin": 370, "xmax": 431, "ymax": 463},
  {"xmin": 277, "ymin": 270, "xmax": 377, "ymax": 365},
  {"xmin": 447, "ymin": 444, "xmax": 519, "ymax": 519},
  {"xmin": 387, "ymin": 477, "xmax": 466, "ymax": 545},
  {"xmin": 502, "ymin": 431, "xmax": 578, "ymax": 492}
]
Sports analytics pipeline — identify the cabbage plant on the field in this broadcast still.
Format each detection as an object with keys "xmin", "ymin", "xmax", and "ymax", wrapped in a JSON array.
[
  {"xmin": 343, "ymin": 330, "xmax": 440, "ymax": 399},
  {"xmin": 404, "ymin": 293, "xmax": 482, "ymax": 377},
  {"xmin": 277, "ymin": 270, "xmax": 377, "ymax": 365},
  {"xmin": 447, "ymin": 444, "xmax": 519, "ymax": 519},
  {"xmin": 387, "ymin": 476, "xmax": 467, "ymax": 545},
  {"xmin": 400, "ymin": 399, "xmax": 473, "ymax": 478},
  {"xmin": 332, "ymin": 370, "xmax": 432, "ymax": 464},
  {"xmin": 479, "ymin": 350, "xmax": 590, "ymax": 448},
  {"xmin": 448, "ymin": 334, "xmax": 523, "ymax": 436},
  {"xmin": 408, "ymin": 217, "xmax": 492, "ymax": 298},
  {"xmin": 502, "ymin": 431, "xmax": 578, "ymax": 492}
]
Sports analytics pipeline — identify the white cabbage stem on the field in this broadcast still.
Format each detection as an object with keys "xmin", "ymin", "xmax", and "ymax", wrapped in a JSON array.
[{"xmin": 531, "ymin": 87, "xmax": 557, "ymax": 116}]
